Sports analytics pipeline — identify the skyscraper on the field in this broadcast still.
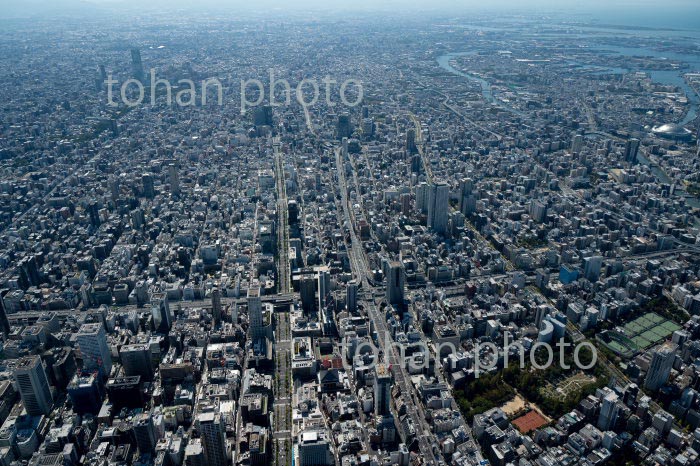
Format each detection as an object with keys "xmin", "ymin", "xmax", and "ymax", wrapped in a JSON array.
[
  {"xmin": 248, "ymin": 286, "xmax": 263, "ymax": 330},
  {"xmin": 644, "ymin": 342, "xmax": 678, "ymax": 391},
  {"xmin": 14, "ymin": 355, "xmax": 53, "ymax": 416},
  {"xmin": 385, "ymin": 261, "xmax": 405, "ymax": 306},
  {"xmin": 67, "ymin": 372, "xmax": 103, "ymax": 415},
  {"xmin": 151, "ymin": 293, "xmax": 172, "ymax": 334},
  {"xmin": 346, "ymin": 280, "xmax": 358, "ymax": 313},
  {"xmin": 298, "ymin": 429, "xmax": 334, "ymax": 466},
  {"xmin": 133, "ymin": 412, "xmax": 157, "ymax": 455},
  {"xmin": 299, "ymin": 272, "xmax": 316, "ymax": 313},
  {"xmin": 168, "ymin": 163, "xmax": 180, "ymax": 195},
  {"xmin": 457, "ymin": 177, "xmax": 473, "ymax": 215},
  {"xmin": 571, "ymin": 134, "xmax": 584, "ymax": 154},
  {"xmin": 406, "ymin": 128, "xmax": 417, "ymax": 154},
  {"xmin": 211, "ymin": 286, "xmax": 222, "ymax": 324},
  {"xmin": 427, "ymin": 181, "xmax": 449, "ymax": 234},
  {"xmin": 374, "ymin": 363, "xmax": 392, "ymax": 416},
  {"xmin": 624, "ymin": 138, "xmax": 640, "ymax": 163},
  {"xmin": 317, "ymin": 266, "xmax": 330, "ymax": 311},
  {"xmin": 77, "ymin": 322, "xmax": 112, "ymax": 378},
  {"xmin": 131, "ymin": 48, "xmax": 144, "ymax": 81},
  {"xmin": 142, "ymin": 174, "xmax": 155, "ymax": 198},
  {"xmin": 337, "ymin": 113, "xmax": 352, "ymax": 140},
  {"xmin": 0, "ymin": 290, "xmax": 11, "ymax": 336},
  {"xmin": 197, "ymin": 412, "xmax": 228, "ymax": 466},
  {"xmin": 583, "ymin": 256, "xmax": 603, "ymax": 283},
  {"xmin": 597, "ymin": 388, "xmax": 620, "ymax": 431},
  {"xmin": 120, "ymin": 343, "xmax": 154, "ymax": 381},
  {"xmin": 415, "ymin": 182, "xmax": 429, "ymax": 214}
]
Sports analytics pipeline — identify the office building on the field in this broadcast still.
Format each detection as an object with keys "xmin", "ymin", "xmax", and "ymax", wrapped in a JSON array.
[
  {"xmin": 299, "ymin": 272, "xmax": 316, "ymax": 313},
  {"xmin": 337, "ymin": 113, "xmax": 352, "ymax": 140},
  {"xmin": 298, "ymin": 429, "xmax": 334, "ymax": 466},
  {"xmin": 168, "ymin": 164, "xmax": 180, "ymax": 195},
  {"xmin": 624, "ymin": 138, "xmax": 640, "ymax": 163},
  {"xmin": 583, "ymin": 256, "xmax": 603, "ymax": 283},
  {"xmin": 119, "ymin": 343, "xmax": 154, "ymax": 381},
  {"xmin": 151, "ymin": 293, "xmax": 172, "ymax": 334},
  {"xmin": 645, "ymin": 342, "xmax": 678, "ymax": 391},
  {"xmin": 414, "ymin": 181, "xmax": 429, "ymax": 215},
  {"xmin": 571, "ymin": 134, "xmax": 584, "ymax": 153},
  {"xmin": 211, "ymin": 286, "xmax": 222, "ymax": 324},
  {"xmin": 248, "ymin": 286, "xmax": 262, "ymax": 330},
  {"xmin": 374, "ymin": 363, "xmax": 392, "ymax": 416},
  {"xmin": 197, "ymin": 412, "xmax": 228, "ymax": 466},
  {"xmin": 106, "ymin": 376, "xmax": 144, "ymax": 410},
  {"xmin": 427, "ymin": 181, "xmax": 449, "ymax": 234},
  {"xmin": 317, "ymin": 266, "xmax": 330, "ymax": 311},
  {"xmin": 14, "ymin": 355, "xmax": 53, "ymax": 416},
  {"xmin": 346, "ymin": 280, "xmax": 358, "ymax": 313},
  {"xmin": 0, "ymin": 291, "xmax": 10, "ymax": 336},
  {"xmin": 77, "ymin": 322, "xmax": 112, "ymax": 378},
  {"xmin": 67, "ymin": 373, "xmax": 103, "ymax": 415},
  {"xmin": 385, "ymin": 261, "xmax": 405, "ymax": 306},
  {"xmin": 133, "ymin": 412, "xmax": 157, "ymax": 455},
  {"xmin": 597, "ymin": 389, "xmax": 620, "ymax": 431},
  {"xmin": 142, "ymin": 174, "xmax": 155, "ymax": 198},
  {"xmin": 406, "ymin": 128, "xmax": 417, "ymax": 154},
  {"xmin": 131, "ymin": 48, "xmax": 144, "ymax": 81}
]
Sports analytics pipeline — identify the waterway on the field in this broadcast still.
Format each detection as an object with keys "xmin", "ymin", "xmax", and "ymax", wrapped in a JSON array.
[{"xmin": 436, "ymin": 44, "xmax": 700, "ymax": 208}]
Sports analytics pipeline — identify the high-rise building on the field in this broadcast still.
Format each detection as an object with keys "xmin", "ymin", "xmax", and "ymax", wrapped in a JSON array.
[
  {"xmin": 317, "ymin": 266, "xmax": 330, "ymax": 311},
  {"xmin": 415, "ymin": 182, "xmax": 429, "ymax": 214},
  {"xmin": 77, "ymin": 323, "xmax": 112, "ymax": 378},
  {"xmin": 299, "ymin": 272, "xmax": 316, "ymax": 313},
  {"xmin": 583, "ymin": 256, "xmax": 603, "ymax": 283},
  {"xmin": 184, "ymin": 440, "xmax": 205, "ymax": 466},
  {"xmin": 374, "ymin": 363, "xmax": 392, "ymax": 416},
  {"xmin": 0, "ymin": 290, "xmax": 11, "ymax": 336},
  {"xmin": 529, "ymin": 200, "xmax": 547, "ymax": 223},
  {"xmin": 168, "ymin": 164, "xmax": 180, "ymax": 195},
  {"xmin": 14, "ymin": 355, "xmax": 53, "ymax": 416},
  {"xmin": 624, "ymin": 138, "xmax": 640, "ymax": 163},
  {"xmin": 120, "ymin": 344, "xmax": 154, "ymax": 381},
  {"xmin": 131, "ymin": 48, "xmax": 144, "ymax": 81},
  {"xmin": 298, "ymin": 429, "xmax": 334, "ymax": 466},
  {"xmin": 253, "ymin": 105, "xmax": 273, "ymax": 127},
  {"xmin": 597, "ymin": 388, "xmax": 620, "ymax": 431},
  {"xmin": 385, "ymin": 261, "xmax": 405, "ymax": 306},
  {"xmin": 197, "ymin": 412, "xmax": 228, "ymax": 466},
  {"xmin": 571, "ymin": 134, "xmax": 584, "ymax": 154},
  {"xmin": 248, "ymin": 286, "xmax": 263, "ymax": 330},
  {"xmin": 151, "ymin": 293, "xmax": 172, "ymax": 334},
  {"xmin": 427, "ymin": 181, "xmax": 449, "ymax": 234},
  {"xmin": 133, "ymin": 412, "xmax": 157, "ymax": 455},
  {"xmin": 88, "ymin": 201, "xmax": 101, "ymax": 227},
  {"xmin": 337, "ymin": 113, "xmax": 352, "ymax": 140},
  {"xmin": 67, "ymin": 373, "xmax": 103, "ymax": 415},
  {"xmin": 142, "ymin": 174, "xmax": 155, "ymax": 198},
  {"xmin": 644, "ymin": 342, "xmax": 678, "ymax": 391},
  {"xmin": 406, "ymin": 128, "xmax": 417, "ymax": 154},
  {"xmin": 346, "ymin": 280, "xmax": 358, "ymax": 313},
  {"xmin": 211, "ymin": 286, "xmax": 222, "ymax": 324}
]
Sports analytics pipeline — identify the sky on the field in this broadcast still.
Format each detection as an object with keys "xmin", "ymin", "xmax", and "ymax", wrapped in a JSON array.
[{"xmin": 2, "ymin": 0, "xmax": 700, "ymax": 29}]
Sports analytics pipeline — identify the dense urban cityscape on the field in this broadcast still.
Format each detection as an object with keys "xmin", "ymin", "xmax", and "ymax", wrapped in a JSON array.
[{"xmin": 1, "ymin": 3, "xmax": 700, "ymax": 466}]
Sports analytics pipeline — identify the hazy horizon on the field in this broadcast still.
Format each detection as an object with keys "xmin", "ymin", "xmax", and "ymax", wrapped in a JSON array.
[{"xmin": 3, "ymin": 0, "xmax": 700, "ymax": 30}]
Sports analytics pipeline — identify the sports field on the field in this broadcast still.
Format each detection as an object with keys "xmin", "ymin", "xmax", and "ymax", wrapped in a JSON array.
[
  {"xmin": 512, "ymin": 410, "xmax": 549, "ymax": 433},
  {"xmin": 623, "ymin": 312, "xmax": 680, "ymax": 350}
]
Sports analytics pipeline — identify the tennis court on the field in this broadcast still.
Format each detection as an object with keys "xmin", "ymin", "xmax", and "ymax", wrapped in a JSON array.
[{"xmin": 623, "ymin": 312, "xmax": 680, "ymax": 350}]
